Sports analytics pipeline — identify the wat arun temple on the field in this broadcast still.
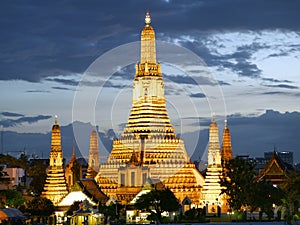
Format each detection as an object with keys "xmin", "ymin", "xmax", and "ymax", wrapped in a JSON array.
[{"xmin": 42, "ymin": 12, "xmax": 233, "ymax": 213}]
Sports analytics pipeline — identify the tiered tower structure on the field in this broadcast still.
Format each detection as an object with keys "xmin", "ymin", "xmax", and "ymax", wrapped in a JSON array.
[
  {"xmin": 201, "ymin": 116, "xmax": 223, "ymax": 214},
  {"xmin": 86, "ymin": 126, "xmax": 100, "ymax": 178},
  {"xmin": 221, "ymin": 120, "xmax": 233, "ymax": 162},
  {"xmin": 220, "ymin": 120, "xmax": 233, "ymax": 213},
  {"xmin": 42, "ymin": 116, "xmax": 68, "ymax": 205},
  {"xmin": 96, "ymin": 12, "xmax": 205, "ymax": 204},
  {"xmin": 65, "ymin": 147, "xmax": 82, "ymax": 190}
]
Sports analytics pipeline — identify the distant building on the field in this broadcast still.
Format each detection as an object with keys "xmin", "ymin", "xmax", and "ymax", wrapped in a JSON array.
[
  {"xmin": 236, "ymin": 155, "xmax": 268, "ymax": 174},
  {"xmin": 265, "ymin": 151, "xmax": 293, "ymax": 166},
  {"xmin": 0, "ymin": 167, "xmax": 25, "ymax": 190}
]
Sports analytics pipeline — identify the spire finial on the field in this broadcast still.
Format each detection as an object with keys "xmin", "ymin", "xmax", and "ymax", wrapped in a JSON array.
[
  {"xmin": 224, "ymin": 119, "xmax": 228, "ymax": 128},
  {"xmin": 71, "ymin": 144, "xmax": 76, "ymax": 160},
  {"xmin": 145, "ymin": 11, "xmax": 151, "ymax": 25},
  {"xmin": 55, "ymin": 115, "xmax": 58, "ymax": 124},
  {"xmin": 212, "ymin": 113, "xmax": 216, "ymax": 122}
]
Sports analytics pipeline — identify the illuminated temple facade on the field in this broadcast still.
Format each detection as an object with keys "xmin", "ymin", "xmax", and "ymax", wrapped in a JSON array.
[
  {"xmin": 42, "ymin": 117, "xmax": 68, "ymax": 205},
  {"xmin": 95, "ymin": 12, "xmax": 205, "ymax": 204}
]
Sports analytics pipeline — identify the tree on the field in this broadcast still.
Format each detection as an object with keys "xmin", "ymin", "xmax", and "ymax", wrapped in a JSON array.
[
  {"xmin": 220, "ymin": 157, "xmax": 285, "ymax": 220},
  {"xmin": 27, "ymin": 161, "xmax": 47, "ymax": 195},
  {"xmin": 66, "ymin": 201, "xmax": 82, "ymax": 216},
  {"xmin": 253, "ymin": 180, "xmax": 283, "ymax": 219},
  {"xmin": 134, "ymin": 188, "xmax": 180, "ymax": 223},
  {"xmin": 2, "ymin": 189, "xmax": 24, "ymax": 208},
  {"xmin": 220, "ymin": 157, "xmax": 257, "ymax": 211},
  {"xmin": 98, "ymin": 203, "xmax": 118, "ymax": 219},
  {"xmin": 280, "ymin": 172, "xmax": 300, "ymax": 220},
  {"xmin": 25, "ymin": 197, "xmax": 55, "ymax": 217}
]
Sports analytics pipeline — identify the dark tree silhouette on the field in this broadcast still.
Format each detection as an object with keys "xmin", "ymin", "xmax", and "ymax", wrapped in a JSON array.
[
  {"xmin": 220, "ymin": 157, "xmax": 257, "ymax": 211},
  {"xmin": 25, "ymin": 197, "xmax": 54, "ymax": 217},
  {"xmin": 134, "ymin": 188, "xmax": 180, "ymax": 223},
  {"xmin": 27, "ymin": 161, "xmax": 47, "ymax": 195},
  {"xmin": 220, "ymin": 157, "xmax": 284, "ymax": 219}
]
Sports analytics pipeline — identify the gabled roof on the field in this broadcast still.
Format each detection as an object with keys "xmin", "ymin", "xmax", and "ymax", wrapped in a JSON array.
[
  {"xmin": 130, "ymin": 189, "xmax": 151, "ymax": 204},
  {"xmin": 0, "ymin": 208, "xmax": 27, "ymax": 221},
  {"xmin": 257, "ymin": 151, "xmax": 288, "ymax": 184},
  {"xmin": 58, "ymin": 191, "xmax": 96, "ymax": 206},
  {"xmin": 78, "ymin": 178, "xmax": 109, "ymax": 204}
]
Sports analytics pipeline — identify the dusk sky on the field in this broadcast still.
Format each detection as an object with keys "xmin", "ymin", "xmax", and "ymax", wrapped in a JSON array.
[{"xmin": 1, "ymin": 0, "xmax": 300, "ymax": 162}]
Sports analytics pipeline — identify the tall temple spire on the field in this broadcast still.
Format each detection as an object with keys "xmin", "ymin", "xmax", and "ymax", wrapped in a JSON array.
[
  {"xmin": 71, "ymin": 144, "xmax": 76, "ymax": 162},
  {"xmin": 96, "ymin": 11, "xmax": 204, "ymax": 206},
  {"xmin": 42, "ymin": 117, "xmax": 68, "ymax": 205},
  {"xmin": 201, "ymin": 115, "xmax": 223, "ymax": 212},
  {"xmin": 207, "ymin": 116, "xmax": 221, "ymax": 163},
  {"xmin": 51, "ymin": 116, "xmax": 61, "ymax": 147},
  {"xmin": 86, "ymin": 126, "xmax": 100, "ymax": 178},
  {"xmin": 140, "ymin": 11, "xmax": 157, "ymax": 65},
  {"xmin": 122, "ymin": 11, "xmax": 176, "ymax": 143},
  {"xmin": 221, "ymin": 120, "xmax": 233, "ymax": 162}
]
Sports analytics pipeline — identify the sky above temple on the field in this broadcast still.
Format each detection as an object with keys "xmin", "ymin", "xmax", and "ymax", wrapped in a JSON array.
[{"xmin": 0, "ymin": 0, "xmax": 300, "ymax": 161}]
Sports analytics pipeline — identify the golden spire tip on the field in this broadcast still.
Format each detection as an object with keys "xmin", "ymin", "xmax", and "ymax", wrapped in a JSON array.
[
  {"xmin": 145, "ymin": 11, "xmax": 151, "ymax": 25},
  {"xmin": 212, "ymin": 113, "xmax": 216, "ymax": 122},
  {"xmin": 55, "ymin": 115, "xmax": 58, "ymax": 124}
]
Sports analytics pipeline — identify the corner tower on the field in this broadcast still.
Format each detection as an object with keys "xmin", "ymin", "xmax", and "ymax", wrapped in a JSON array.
[
  {"xmin": 86, "ymin": 126, "xmax": 100, "ymax": 178},
  {"xmin": 201, "ymin": 115, "xmax": 224, "ymax": 214},
  {"xmin": 221, "ymin": 120, "xmax": 233, "ymax": 162},
  {"xmin": 42, "ymin": 116, "xmax": 68, "ymax": 205}
]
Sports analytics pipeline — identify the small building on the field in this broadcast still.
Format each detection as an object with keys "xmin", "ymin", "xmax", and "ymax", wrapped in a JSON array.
[
  {"xmin": 257, "ymin": 151, "xmax": 289, "ymax": 185},
  {"xmin": 70, "ymin": 199, "xmax": 104, "ymax": 225},
  {"xmin": 0, "ymin": 208, "xmax": 28, "ymax": 223},
  {"xmin": 56, "ymin": 190, "xmax": 97, "ymax": 224},
  {"xmin": 0, "ymin": 167, "xmax": 25, "ymax": 190}
]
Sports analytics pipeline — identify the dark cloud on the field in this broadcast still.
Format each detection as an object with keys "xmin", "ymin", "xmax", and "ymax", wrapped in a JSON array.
[
  {"xmin": 26, "ymin": 90, "xmax": 50, "ymax": 93},
  {"xmin": 217, "ymin": 43, "xmax": 264, "ymax": 78},
  {"xmin": 45, "ymin": 78, "xmax": 79, "ymax": 86},
  {"xmin": 267, "ymin": 52, "xmax": 289, "ymax": 58},
  {"xmin": 0, "ymin": 112, "xmax": 24, "ymax": 117},
  {"xmin": 218, "ymin": 80, "xmax": 230, "ymax": 86},
  {"xmin": 189, "ymin": 92, "xmax": 206, "ymax": 98},
  {"xmin": 52, "ymin": 86, "xmax": 75, "ymax": 91},
  {"xmin": 103, "ymin": 81, "xmax": 130, "ymax": 89},
  {"xmin": 262, "ymin": 77, "xmax": 293, "ymax": 83},
  {"xmin": 0, "ymin": 115, "xmax": 52, "ymax": 128},
  {"xmin": 164, "ymin": 74, "xmax": 197, "ymax": 85},
  {"xmin": 164, "ymin": 74, "xmax": 218, "ymax": 86},
  {"xmin": 178, "ymin": 40, "xmax": 262, "ymax": 79},
  {"xmin": 263, "ymin": 84, "xmax": 299, "ymax": 89},
  {"xmin": 262, "ymin": 91, "xmax": 287, "ymax": 95},
  {"xmin": 261, "ymin": 91, "xmax": 300, "ymax": 97},
  {"xmin": 1, "ymin": 0, "xmax": 299, "ymax": 82}
]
